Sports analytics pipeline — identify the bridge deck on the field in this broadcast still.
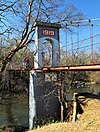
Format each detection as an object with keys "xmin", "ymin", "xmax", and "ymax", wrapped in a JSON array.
[
  {"xmin": 36, "ymin": 64, "xmax": 100, "ymax": 71},
  {"xmin": 10, "ymin": 64, "xmax": 100, "ymax": 71}
]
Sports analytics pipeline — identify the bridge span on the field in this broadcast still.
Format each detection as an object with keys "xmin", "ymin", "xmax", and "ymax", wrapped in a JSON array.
[
  {"xmin": 34, "ymin": 64, "xmax": 100, "ymax": 71},
  {"xmin": 10, "ymin": 64, "xmax": 100, "ymax": 71}
]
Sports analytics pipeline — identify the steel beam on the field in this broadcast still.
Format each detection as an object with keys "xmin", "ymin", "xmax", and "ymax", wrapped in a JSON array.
[{"xmin": 9, "ymin": 64, "xmax": 100, "ymax": 71}]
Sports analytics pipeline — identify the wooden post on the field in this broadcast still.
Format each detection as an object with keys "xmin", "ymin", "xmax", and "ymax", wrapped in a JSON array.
[
  {"xmin": 60, "ymin": 72, "xmax": 63, "ymax": 122},
  {"xmin": 57, "ymin": 72, "xmax": 61, "ymax": 103},
  {"xmin": 72, "ymin": 93, "xmax": 78, "ymax": 123},
  {"xmin": 57, "ymin": 71, "xmax": 66, "ymax": 122},
  {"xmin": 61, "ymin": 103, "xmax": 64, "ymax": 122},
  {"xmin": 60, "ymin": 71, "xmax": 65, "ymax": 122}
]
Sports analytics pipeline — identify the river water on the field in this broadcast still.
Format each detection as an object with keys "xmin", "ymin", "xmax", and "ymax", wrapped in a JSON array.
[
  {"xmin": 0, "ymin": 95, "xmax": 28, "ymax": 128},
  {"xmin": 0, "ymin": 84, "xmax": 100, "ymax": 128},
  {"xmin": 66, "ymin": 84, "xmax": 100, "ymax": 100}
]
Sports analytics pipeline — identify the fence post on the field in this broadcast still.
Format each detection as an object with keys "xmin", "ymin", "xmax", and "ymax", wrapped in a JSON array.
[{"xmin": 72, "ymin": 93, "xmax": 78, "ymax": 123}]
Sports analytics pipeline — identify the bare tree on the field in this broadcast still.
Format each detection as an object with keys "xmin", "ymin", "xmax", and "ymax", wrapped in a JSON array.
[
  {"xmin": 0, "ymin": 1, "xmax": 85, "ymax": 128},
  {"xmin": 0, "ymin": 0, "xmax": 84, "ymax": 73}
]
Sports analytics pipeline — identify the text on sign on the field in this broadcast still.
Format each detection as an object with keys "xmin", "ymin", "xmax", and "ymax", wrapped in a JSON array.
[{"xmin": 42, "ymin": 29, "xmax": 55, "ymax": 36}]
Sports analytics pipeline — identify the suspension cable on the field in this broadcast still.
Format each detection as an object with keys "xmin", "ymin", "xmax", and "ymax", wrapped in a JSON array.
[
  {"xmin": 90, "ymin": 22, "xmax": 94, "ymax": 65},
  {"xmin": 67, "ymin": 17, "xmax": 100, "ymax": 24},
  {"xmin": 77, "ymin": 24, "xmax": 79, "ymax": 63},
  {"xmin": 61, "ymin": 33, "xmax": 100, "ymax": 49},
  {"xmin": 66, "ymin": 31, "xmax": 68, "ymax": 64},
  {"xmin": 71, "ymin": 32, "xmax": 73, "ymax": 61}
]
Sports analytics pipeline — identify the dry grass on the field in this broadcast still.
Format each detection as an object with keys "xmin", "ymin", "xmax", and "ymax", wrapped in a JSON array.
[{"xmin": 28, "ymin": 98, "xmax": 100, "ymax": 132}]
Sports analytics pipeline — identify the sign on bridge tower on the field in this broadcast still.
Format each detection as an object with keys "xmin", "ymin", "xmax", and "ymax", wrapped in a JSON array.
[{"xmin": 34, "ymin": 21, "xmax": 61, "ymax": 68}]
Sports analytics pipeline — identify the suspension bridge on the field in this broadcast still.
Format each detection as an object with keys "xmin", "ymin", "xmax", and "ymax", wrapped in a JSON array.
[
  {"xmin": 2, "ymin": 19, "xmax": 100, "ymax": 130},
  {"xmin": 10, "ymin": 18, "xmax": 100, "ymax": 71}
]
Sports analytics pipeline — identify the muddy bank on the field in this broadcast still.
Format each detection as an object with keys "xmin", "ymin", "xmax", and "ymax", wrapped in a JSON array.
[{"xmin": 28, "ymin": 94, "xmax": 100, "ymax": 132}]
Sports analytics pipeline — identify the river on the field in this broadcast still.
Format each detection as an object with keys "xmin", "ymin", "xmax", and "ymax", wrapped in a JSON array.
[
  {"xmin": 66, "ymin": 84, "xmax": 100, "ymax": 100},
  {"xmin": 0, "ymin": 94, "xmax": 28, "ymax": 128},
  {"xmin": 0, "ymin": 84, "xmax": 100, "ymax": 128}
]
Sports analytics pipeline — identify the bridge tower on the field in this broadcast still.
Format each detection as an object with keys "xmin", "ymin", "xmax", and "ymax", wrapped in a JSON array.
[
  {"xmin": 29, "ymin": 22, "xmax": 61, "ymax": 129},
  {"xmin": 34, "ymin": 21, "xmax": 61, "ymax": 68}
]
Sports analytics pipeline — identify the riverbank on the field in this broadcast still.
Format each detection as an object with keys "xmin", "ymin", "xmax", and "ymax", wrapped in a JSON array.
[{"xmin": 28, "ymin": 97, "xmax": 100, "ymax": 132}]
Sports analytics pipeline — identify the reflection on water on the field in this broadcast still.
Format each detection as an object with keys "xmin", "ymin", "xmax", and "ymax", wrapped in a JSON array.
[
  {"xmin": 66, "ymin": 84, "xmax": 100, "ymax": 100},
  {"xmin": 0, "ymin": 94, "xmax": 28, "ymax": 128},
  {"xmin": 0, "ymin": 85, "xmax": 100, "ymax": 127}
]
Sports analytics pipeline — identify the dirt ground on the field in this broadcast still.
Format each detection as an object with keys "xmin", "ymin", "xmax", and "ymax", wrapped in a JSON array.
[{"xmin": 28, "ymin": 97, "xmax": 100, "ymax": 132}]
